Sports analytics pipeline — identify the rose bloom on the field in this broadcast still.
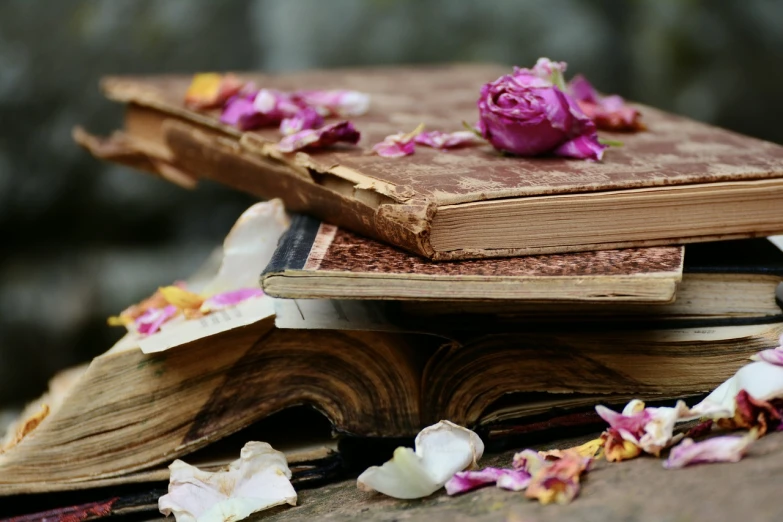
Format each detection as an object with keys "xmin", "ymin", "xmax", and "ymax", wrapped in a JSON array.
[{"xmin": 477, "ymin": 67, "xmax": 605, "ymax": 160}]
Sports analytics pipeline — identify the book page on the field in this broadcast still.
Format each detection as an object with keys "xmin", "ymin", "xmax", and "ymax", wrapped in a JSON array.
[
  {"xmin": 273, "ymin": 299, "xmax": 401, "ymax": 332},
  {"xmin": 138, "ymin": 296, "xmax": 275, "ymax": 354}
]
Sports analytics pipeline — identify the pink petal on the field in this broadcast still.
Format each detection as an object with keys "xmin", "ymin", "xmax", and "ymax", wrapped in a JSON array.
[
  {"xmin": 277, "ymin": 121, "xmax": 360, "ymax": 152},
  {"xmin": 294, "ymin": 90, "xmax": 370, "ymax": 117},
  {"xmin": 414, "ymin": 130, "xmax": 481, "ymax": 149},
  {"xmin": 553, "ymin": 134, "xmax": 606, "ymax": 161},
  {"xmin": 444, "ymin": 468, "xmax": 532, "ymax": 495},
  {"xmin": 495, "ymin": 470, "xmax": 533, "ymax": 492},
  {"xmin": 220, "ymin": 94, "xmax": 271, "ymax": 130},
  {"xmin": 445, "ymin": 468, "xmax": 506, "ymax": 495},
  {"xmin": 567, "ymin": 74, "xmax": 599, "ymax": 103},
  {"xmin": 372, "ymin": 126, "xmax": 424, "ymax": 158},
  {"xmin": 511, "ymin": 449, "xmax": 546, "ymax": 474},
  {"xmin": 135, "ymin": 305, "xmax": 178, "ymax": 336},
  {"xmin": 201, "ymin": 288, "xmax": 264, "ymax": 313},
  {"xmin": 279, "ymin": 107, "xmax": 324, "ymax": 136},
  {"xmin": 663, "ymin": 434, "xmax": 755, "ymax": 469},
  {"xmin": 752, "ymin": 346, "xmax": 783, "ymax": 366},
  {"xmin": 595, "ymin": 403, "xmax": 649, "ymax": 436}
]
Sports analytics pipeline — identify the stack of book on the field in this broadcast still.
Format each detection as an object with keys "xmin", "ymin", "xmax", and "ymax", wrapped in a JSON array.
[{"xmin": 4, "ymin": 64, "xmax": 783, "ymax": 517}]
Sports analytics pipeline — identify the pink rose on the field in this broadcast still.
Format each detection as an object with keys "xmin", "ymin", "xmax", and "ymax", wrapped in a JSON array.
[{"xmin": 477, "ymin": 59, "xmax": 606, "ymax": 160}]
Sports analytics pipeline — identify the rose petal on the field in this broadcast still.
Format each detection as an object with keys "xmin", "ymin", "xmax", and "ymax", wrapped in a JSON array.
[
  {"xmin": 511, "ymin": 448, "xmax": 547, "ymax": 475},
  {"xmin": 568, "ymin": 74, "xmax": 643, "ymax": 132},
  {"xmin": 372, "ymin": 124, "xmax": 424, "ymax": 158},
  {"xmin": 596, "ymin": 400, "xmax": 690, "ymax": 456},
  {"xmin": 663, "ymin": 432, "xmax": 756, "ymax": 470},
  {"xmin": 525, "ymin": 450, "xmax": 591, "ymax": 505},
  {"xmin": 294, "ymin": 90, "xmax": 370, "ymax": 117},
  {"xmin": 539, "ymin": 438, "xmax": 604, "ymax": 460},
  {"xmin": 601, "ymin": 428, "xmax": 642, "ymax": 462},
  {"xmin": 135, "ymin": 305, "xmax": 178, "ymax": 336},
  {"xmin": 279, "ymin": 107, "xmax": 324, "ymax": 136},
  {"xmin": 553, "ymin": 133, "xmax": 606, "ymax": 161},
  {"xmin": 185, "ymin": 73, "xmax": 244, "ymax": 110},
  {"xmin": 414, "ymin": 130, "xmax": 482, "ymax": 149},
  {"xmin": 277, "ymin": 121, "xmax": 360, "ymax": 153},
  {"xmin": 158, "ymin": 441, "xmax": 296, "ymax": 522},
  {"xmin": 159, "ymin": 285, "xmax": 204, "ymax": 311},
  {"xmin": 752, "ymin": 344, "xmax": 783, "ymax": 366},
  {"xmin": 690, "ymin": 361, "xmax": 783, "ymax": 419},
  {"xmin": 220, "ymin": 94, "xmax": 271, "ymax": 131},
  {"xmin": 716, "ymin": 389, "xmax": 782, "ymax": 436},
  {"xmin": 445, "ymin": 467, "xmax": 531, "ymax": 495},
  {"xmin": 357, "ymin": 420, "xmax": 484, "ymax": 499},
  {"xmin": 201, "ymin": 288, "xmax": 265, "ymax": 314}
]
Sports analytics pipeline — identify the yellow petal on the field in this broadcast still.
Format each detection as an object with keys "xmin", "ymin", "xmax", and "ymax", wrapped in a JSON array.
[
  {"xmin": 185, "ymin": 73, "xmax": 222, "ymax": 104},
  {"xmin": 540, "ymin": 437, "xmax": 605, "ymax": 460},
  {"xmin": 159, "ymin": 286, "xmax": 204, "ymax": 310},
  {"xmin": 107, "ymin": 315, "xmax": 131, "ymax": 327}
]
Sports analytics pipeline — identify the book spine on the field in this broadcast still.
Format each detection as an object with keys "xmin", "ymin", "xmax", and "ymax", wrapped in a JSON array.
[
  {"xmin": 162, "ymin": 121, "xmax": 438, "ymax": 259},
  {"xmin": 262, "ymin": 214, "xmax": 321, "ymax": 275}
]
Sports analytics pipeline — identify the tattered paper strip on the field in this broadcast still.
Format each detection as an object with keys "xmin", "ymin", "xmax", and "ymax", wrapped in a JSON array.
[{"xmin": 159, "ymin": 441, "xmax": 296, "ymax": 522}]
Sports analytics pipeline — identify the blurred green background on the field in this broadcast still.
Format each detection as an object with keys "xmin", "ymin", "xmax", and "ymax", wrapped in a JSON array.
[{"xmin": 1, "ymin": 0, "xmax": 782, "ymax": 409}]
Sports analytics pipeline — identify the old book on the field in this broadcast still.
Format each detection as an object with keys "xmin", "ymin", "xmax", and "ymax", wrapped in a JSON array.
[
  {"xmin": 261, "ymin": 214, "xmax": 684, "ymax": 303},
  {"xmin": 1, "ymin": 312, "xmax": 780, "ymax": 495},
  {"xmin": 74, "ymin": 65, "xmax": 783, "ymax": 260},
  {"xmin": 396, "ymin": 238, "xmax": 783, "ymax": 325}
]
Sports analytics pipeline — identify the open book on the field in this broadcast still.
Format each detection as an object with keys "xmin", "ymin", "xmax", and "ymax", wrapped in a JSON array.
[
  {"xmin": 75, "ymin": 65, "xmax": 783, "ymax": 260},
  {"xmin": 2, "ymin": 203, "xmax": 781, "ymax": 495}
]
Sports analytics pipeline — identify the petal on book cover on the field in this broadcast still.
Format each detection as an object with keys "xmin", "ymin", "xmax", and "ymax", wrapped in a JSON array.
[
  {"xmin": 135, "ymin": 305, "xmax": 178, "ymax": 336},
  {"xmin": 357, "ymin": 421, "xmax": 484, "ymax": 499},
  {"xmin": 159, "ymin": 285, "xmax": 204, "ymax": 310},
  {"xmin": 294, "ymin": 89, "xmax": 370, "ymax": 117},
  {"xmin": 372, "ymin": 124, "xmax": 424, "ymax": 158},
  {"xmin": 276, "ymin": 121, "xmax": 360, "ymax": 152},
  {"xmin": 158, "ymin": 441, "xmax": 297, "ymax": 522}
]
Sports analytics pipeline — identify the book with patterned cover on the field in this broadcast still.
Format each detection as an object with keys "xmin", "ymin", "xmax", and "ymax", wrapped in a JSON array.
[{"xmin": 75, "ymin": 64, "xmax": 783, "ymax": 259}]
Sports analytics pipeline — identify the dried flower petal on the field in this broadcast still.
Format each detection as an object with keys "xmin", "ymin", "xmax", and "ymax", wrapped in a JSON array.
[
  {"xmin": 185, "ymin": 73, "xmax": 245, "ymax": 110},
  {"xmin": 277, "ymin": 121, "xmax": 360, "ymax": 153},
  {"xmin": 159, "ymin": 286, "xmax": 204, "ymax": 311},
  {"xmin": 294, "ymin": 89, "xmax": 370, "ymax": 117},
  {"xmin": 540, "ymin": 437, "xmax": 604, "ymax": 460},
  {"xmin": 567, "ymin": 75, "xmax": 644, "ymax": 132},
  {"xmin": 525, "ymin": 450, "xmax": 591, "ymax": 505},
  {"xmin": 414, "ymin": 130, "xmax": 482, "ymax": 149},
  {"xmin": 716, "ymin": 389, "xmax": 782, "ymax": 436},
  {"xmin": 372, "ymin": 123, "xmax": 424, "ymax": 158},
  {"xmin": 201, "ymin": 288, "xmax": 265, "ymax": 314},
  {"xmin": 596, "ymin": 400, "xmax": 690, "ymax": 456},
  {"xmin": 357, "ymin": 420, "xmax": 484, "ymax": 499},
  {"xmin": 553, "ymin": 134, "xmax": 607, "ymax": 161},
  {"xmin": 279, "ymin": 107, "xmax": 324, "ymax": 136},
  {"xmin": 445, "ymin": 467, "xmax": 531, "ymax": 495},
  {"xmin": 158, "ymin": 441, "xmax": 296, "ymax": 522},
  {"xmin": 108, "ymin": 287, "xmax": 170, "ymax": 327},
  {"xmin": 663, "ymin": 431, "xmax": 757, "ymax": 470},
  {"xmin": 135, "ymin": 305, "xmax": 178, "ymax": 336},
  {"xmin": 220, "ymin": 94, "xmax": 270, "ymax": 131},
  {"xmin": 512, "ymin": 448, "xmax": 547, "ymax": 475},
  {"xmin": 601, "ymin": 428, "xmax": 642, "ymax": 462},
  {"xmin": 690, "ymin": 361, "xmax": 783, "ymax": 419},
  {"xmin": 751, "ymin": 335, "xmax": 783, "ymax": 366}
]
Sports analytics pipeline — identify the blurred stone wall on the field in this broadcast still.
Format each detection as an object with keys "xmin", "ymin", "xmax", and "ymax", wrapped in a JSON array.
[{"xmin": 1, "ymin": 0, "xmax": 781, "ymax": 407}]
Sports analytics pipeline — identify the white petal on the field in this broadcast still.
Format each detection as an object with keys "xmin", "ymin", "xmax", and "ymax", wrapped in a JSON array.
[
  {"xmin": 357, "ymin": 421, "xmax": 484, "ymax": 499},
  {"xmin": 415, "ymin": 420, "xmax": 484, "ymax": 485},
  {"xmin": 638, "ymin": 401, "xmax": 690, "ymax": 455},
  {"xmin": 691, "ymin": 361, "xmax": 783, "ymax": 418},
  {"xmin": 203, "ymin": 200, "xmax": 290, "ymax": 295},
  {"xmin": 357, "ymin": 446, "xmax": 441, "ymax": 499},
  {"xmin": 159, "ymin": 441, "xmax": 296, "ymax": 522}
]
